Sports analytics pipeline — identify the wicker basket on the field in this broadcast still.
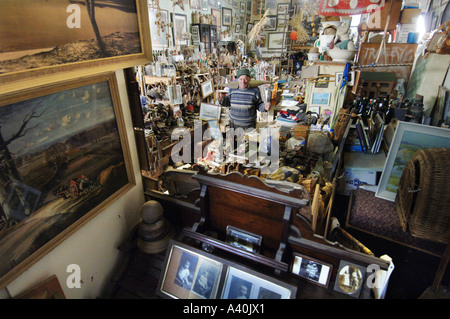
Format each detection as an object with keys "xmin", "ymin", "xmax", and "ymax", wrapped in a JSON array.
[{"xmin": 396, "ymin": 147, "xmax": 450, "ymax": 244}]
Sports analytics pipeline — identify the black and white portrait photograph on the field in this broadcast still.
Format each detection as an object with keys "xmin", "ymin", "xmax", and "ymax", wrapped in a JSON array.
[
  {"xmin": 192, "ymin": 261, "xmax": 220, "ymax": 299},
  {"xmin": 174, "ymin": 252, "xmax": 198, "ymax": 290},
  {"xmin": 291, "ymin": 253, "xmax": 332, "ymax": 288},
  {"xmin": 224, "ymin": 275, "xmax": 253, "ymax": 299},
  {"xmin": 221, "ymin": 266, "xmax": 296, "ymax": 299}
]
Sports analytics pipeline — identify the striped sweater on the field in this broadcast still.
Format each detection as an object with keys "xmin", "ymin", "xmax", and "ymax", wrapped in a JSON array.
[{"xmin": 226, "ymin": 87, "xmax": 266, "ymax": 129}]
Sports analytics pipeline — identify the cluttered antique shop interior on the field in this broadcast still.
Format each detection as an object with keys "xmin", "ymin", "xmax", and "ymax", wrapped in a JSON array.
[{"xmin": 0, "ymin": 0, "xmax": 449, "ymax": 302}]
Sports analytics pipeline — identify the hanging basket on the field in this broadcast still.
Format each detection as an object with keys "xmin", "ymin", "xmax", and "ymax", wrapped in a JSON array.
[{"xmin": 396, "ymin": 147, "xmax": 450, "ymax": 244}]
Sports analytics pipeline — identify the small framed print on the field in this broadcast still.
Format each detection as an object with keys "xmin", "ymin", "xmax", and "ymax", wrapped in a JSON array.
[
  {"xmin": 235, "ymin": 24, "xmax": 241, "ymax": 33},
  {"xmin": 246, "ymin": 23, "xmax": 254, "ymax": 34},
  {"xmin": 168, "ymin": 85, "xmax": 182, "ymax": 105},
  {"xmin": 335, "ymin": 71, "xmax": 355, "ymax": 86},
  {"xmin": 226, "ymin": 226, "xmax": 262, "ymax": 253},
  {"xmin": 277, "ymin": 3, "xmax": 290, "ymax": 15},
  {"xmin": 333, "ymin": 260, "xmax": 366, "ymax": 298},
  {"xmin": 291, "ymin": 253, "xmax": 332, "ymax": 288},
  {"xmin": 222, "ymin": 7, "xmax": 232, "ymax": 26},
  {"xmin": 264, "ymin": 15, "xmax": 277, "ymax": 31},
  {"xmin": 201, "ymin": 79, "xmax": 214, "ymax": 98},
  {"xmin": 311, "ymin": 92, "xmax": 331, "ymax": 106}
]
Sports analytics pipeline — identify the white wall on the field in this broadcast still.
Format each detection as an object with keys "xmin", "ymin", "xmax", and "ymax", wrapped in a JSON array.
[{"xmin": 3, "ymin": 70, "xmax": 145, "ymax": 299}]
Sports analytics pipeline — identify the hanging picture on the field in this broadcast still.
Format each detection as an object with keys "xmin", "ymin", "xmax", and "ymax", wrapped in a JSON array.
[
  {"xmin": 148, "ymin": 8, "xmax": 169, "ymax": 48},
  {"xmin": 240, "ymin": 1, "xmax": 246, "ymax": 13},
  {"xmin": 0, "ymin": 72, "xmax": 134, "ymax": 288},
  {"xmin": 264, "ymin": 16, "xmax": 277, "ymax": 31},
  {"xmin": 267, "ymin": 32, "xmax": 286, "ymax": 49},
  {"xmin": 222, "ymin": 7, "xmax": 232, "ymax": 26},
  {"xmin": 190, "ymin": 0, "xmax": 202, "ymax": 10},
  {"xmin": 211, "ymin": 9, "xmax": 222, "ymax": 29},
  {"xmin": 0, "ymin": 0, "xmax": 152, "ymax": 84}
]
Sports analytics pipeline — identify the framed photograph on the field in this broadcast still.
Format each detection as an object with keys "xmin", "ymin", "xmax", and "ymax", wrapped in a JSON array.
[
  {"xmin": 226, "ymin": 226, "xmax": 262, "ymax": 253},
  {"xmin": 277, "ymin": 3, "xmax": 290, "ymax": 15},
  {"xmin": 311, "ymin": 92, "xmax": 331, "ymax": 106},
  {"xmin": 0, "ymin": 0, "xmax": 152, "ymax": 85},
  {"xmin": 240, "ymin": 1, "xmax": 246, "ymax": 13},
  {"xmin": 168, "ymin": 85, "xmax": 182, "ymax": 105},
  {"xmin": 148, "ymin": 9, "xmax": 169, "ymax": 49},
  {"xmin": 333, "ymin": 260, "xmax": 366, "ymax": 298},
  {"xmin": 199, "ymin": 103, "xmax": 221, "ymax": 120},
  {"xmin": 264, "ymin": 15, "xmax": 277, "ymax": 31},
  {"xmin": 190, "ymin": 0, "xmax": 202, "ymax": 10},
  {"xmin": 158, "ymin": 242, "xmax": 224, "ymax": 299},
  {"xmin": 201, "ymin": 79, "xmax": 214, "ymax": 98},
  {"xmin": 0, "ymin": 72, "xmax": 135, "ymax": 288},
  {"xmin": 207, "ymin": 120, "xmax": 222, "ymax": 140},
  {"xmin": 335, "ymin": 71, "xmax": 355, "ymax": 86},
  {"xmin": 172, "ymin": 13, "xmax": 188, "ymax": 46},
  {"xmin": 208, "ymin": 0, "xmax": 218, "ymax": 9},
  {"xmin": 291, "ymin": 253, "xmax": 333, "ymax": 288},
  {"xmin": 376, "ymin": 122, "xmax": 450, "ymax": 201},
  {"xmin": 191, "ymin": 25, "xmax": 200, "ymax": 45},
  {"xmin": 235, "ymin": 24, "xmax": 241, "ymax": 33},
  {"xmin": 233, "ymin": 0, "xmax": 239, "ymax": 9},
  {"xmin": 221, "ymin": 266, "xmax": 296, "ymax": 299},
  {"xmin": 268, "ymin": 32, "xmax": 286, "ymax": 50},
  {"xmin": 222, "ymin": 7, "xmax": 232, "ymax": 26}
]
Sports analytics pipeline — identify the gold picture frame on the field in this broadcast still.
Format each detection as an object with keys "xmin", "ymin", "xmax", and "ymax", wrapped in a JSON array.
[
  {"xmin": 0, "ymin": 0, "xmax": 152, "ymax": 86},
  {"xmin": 0, "ymin": 72, "xmax": 135, "ymax": 288}
]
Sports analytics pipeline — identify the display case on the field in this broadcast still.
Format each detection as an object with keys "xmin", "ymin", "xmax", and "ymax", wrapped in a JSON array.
[{"xmin": 192, "ymin": 24, "xmax": 217, "ymax": 54}]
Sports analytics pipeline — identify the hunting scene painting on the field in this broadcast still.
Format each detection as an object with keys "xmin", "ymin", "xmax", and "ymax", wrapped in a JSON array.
[
  {"xmin": 0, "ymin": 0, "xmax": 142, "ymax": 76},
  {"xmin": 0, "ymin": 74, "xmax": 131, "ymax": 286}
]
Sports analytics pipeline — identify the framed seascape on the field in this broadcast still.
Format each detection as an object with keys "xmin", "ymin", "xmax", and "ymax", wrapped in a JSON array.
[
  {"xmin": 0, "ymin": 0, "xmax": 152, "ymax": 85},
  {"xmin": 0, "ymin": 72, "xmax": 135, "ymax": 288}
]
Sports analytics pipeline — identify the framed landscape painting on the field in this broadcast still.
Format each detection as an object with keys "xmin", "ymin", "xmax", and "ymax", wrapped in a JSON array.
[
  {"xmin": 376, "ymin": 121, "xmax": 450, "ymax": 201},
  {"xmin": 0, "ymin": 0, "xmax": 152, "ymax": 85},
  {"xmin": 0, "ymin": 72, "xmax": 134, "ymax": 288}
]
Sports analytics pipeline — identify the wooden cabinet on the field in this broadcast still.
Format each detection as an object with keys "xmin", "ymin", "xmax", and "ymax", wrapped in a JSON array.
[{"xmin": 192, "ymin": 24, "xmax": 217, "ymax": 54}]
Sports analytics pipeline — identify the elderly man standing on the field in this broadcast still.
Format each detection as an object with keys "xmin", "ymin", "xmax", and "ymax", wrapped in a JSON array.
[{"xmin": 223, "ymin": 68, "xmax": 272, "ymax": 130}]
